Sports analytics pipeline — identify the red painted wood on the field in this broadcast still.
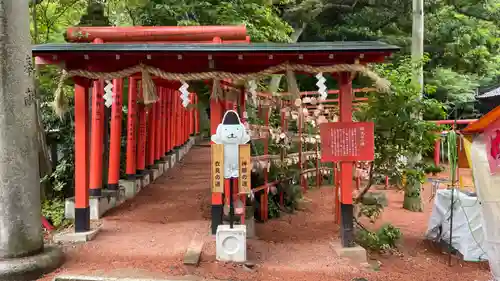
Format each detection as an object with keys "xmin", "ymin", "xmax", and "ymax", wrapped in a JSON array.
[
  {"xmin": 146, "ymin": 103, "xmax": 156, "ymax": 167},
  {"xmin": 166, "ymin": 89, "xmax": 173, "ymax": 152},
  {"xmin": 136, "ymin": 87, "xmax": 147, "ymax": 172},
  {"xmin": 108, "ymin": 78, "xmax": 124, "ymax": 187},
  {"xmin": 34, "ymin": 52, "xmax": 390, "ymax": 73},
  {"xmin": 74, "ymin": 82, "xmax": 90, "ymax": 209},
  {"xmin": 66, "ymin": 26, "xmax": 248, "ymax": 43},
  {"xmin": 155, "ymin": 88, "xmax": 162, "ymax": 161},
  {"xmin": 89, "ymin": 80, "xmax": 104, "ymax": 193},
  {"xmin": 337, "ymin": 72, "xmax": 354, "ymax": 205},
  {"xmin": 126, "ymin": 78, "xmax": 138, "ymax": 176}
]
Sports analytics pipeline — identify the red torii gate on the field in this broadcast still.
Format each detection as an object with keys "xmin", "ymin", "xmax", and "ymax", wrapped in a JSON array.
[
  {"xmin": 33, "ymin": 38, "xmax": 399, "ymax": 248},
  {"xmin": 37, "ymin": 25, "xmax": 250, "ymax": 233}
]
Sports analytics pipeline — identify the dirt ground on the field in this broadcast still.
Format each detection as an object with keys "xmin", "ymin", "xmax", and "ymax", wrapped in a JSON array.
[{"xmin": 39, "ymin": 147, "xmax": 492, "ymax": 281}]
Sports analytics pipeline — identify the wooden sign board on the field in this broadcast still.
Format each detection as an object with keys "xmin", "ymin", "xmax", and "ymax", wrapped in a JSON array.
[
  {"xmin": 319, "ymin": 122, "xmax": 375, "ymax": 162},
  {"xmin": 458, "ymin": 135, "xmax": 471, "ymax": 169},
  {"xmin": 239, "ymin": 144, "xmax": 251, "ymax": 194},
  {"xmin": 211, "ymin": 144, "xmax": 224, "ymax": 193}
]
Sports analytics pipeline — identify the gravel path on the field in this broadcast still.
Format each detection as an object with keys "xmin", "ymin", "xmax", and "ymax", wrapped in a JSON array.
[{"xmin": 39, "ymin": 147, "xmax": 492, "ymax": 281}]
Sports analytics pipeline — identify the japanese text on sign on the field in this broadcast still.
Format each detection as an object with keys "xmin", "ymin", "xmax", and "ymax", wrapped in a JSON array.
[
  {"xmin": 211, "ymin": 144, "xmax": 224, "ymax": 192},
  {"xmin": 319, "ymin": 122, "xmax": 375, "ymax": 162}
]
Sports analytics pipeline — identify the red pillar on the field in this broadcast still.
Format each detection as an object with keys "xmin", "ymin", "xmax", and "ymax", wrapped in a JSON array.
[
  {"xmin": 211, "ymin": 98, "xmax": 224, "ymax": 234},
  {"xmin": 155, "ymin": 88, "xmax": 162, "ymax": 162},
  {"xmin": 107, "ymin": 78, "xmax": 123, "ymax": 190},
  {"xmin": 434, "ymin": 137, "xmax": 440, "ymax": 166},
  {"xmin": 89, "ymin": 80, "xmax": 104, "ymax": 197},
  {"xmin": 147, "ymin": 101, "xmax": 156, "ymax": 168},
  {"xmin": 136, "ymin": 85, "xmax": 147, "ymax": 174},
  {"xmin": 74, "ymin": 79, "xmax": 90, "ymax": 232},
  {"xmin": 172, "ymin": 92, "xmax": 178, "ymax": 148},
  {"xmin": 166, "ymin": 89, "xmax": 172, "ymax": 152},
  {"xmin": 160, "ymin": 87, "xmax": 167, "ymax": 156},
  {"xmin": 188, "ymin": 94, "xmax": 193, "ymax": 136},
  {"xmin": 194, "ymin": 94, "xmax": 200, "ymax": 134},
  {"xmin": 185, "ymin": 101, "xmax": 190, "ymax": 140},
  {"xmin": 263, "ymin": 106, "xmax": 269, "ymax": 221},
  {"xmin": 126, "ymin": 77, "xmax": 138, "ymax": 179},
  {"xmin": 338, "ymin": 72, "xmax": 355, "ymax": 247}
]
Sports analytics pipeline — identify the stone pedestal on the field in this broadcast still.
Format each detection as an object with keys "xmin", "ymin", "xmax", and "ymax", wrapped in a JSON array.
[
  {"xmin": 65, "ymin": 189, "xmax": 125, "ymax": 220},
  {"xmin": 0, "ymin": 1, "xmax": 63, "ymax": 279},
  {"xmin": 216, "ymin": 225, "xmax": 247, "ymax": 262},
  {"xmin": 119, "ymin": 178, "xmax": 142, "ymax": 199}
]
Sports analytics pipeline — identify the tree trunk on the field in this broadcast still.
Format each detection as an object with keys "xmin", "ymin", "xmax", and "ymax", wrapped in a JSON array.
[{"xmin": 403, "ymin": 182, "xmax": 423, "ymax": 212}]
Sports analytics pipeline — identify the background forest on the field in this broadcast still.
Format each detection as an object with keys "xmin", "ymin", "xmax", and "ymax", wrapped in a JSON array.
[{"xmin": 31, "ymin": 0, "xmax": 500, "ymax": 225}]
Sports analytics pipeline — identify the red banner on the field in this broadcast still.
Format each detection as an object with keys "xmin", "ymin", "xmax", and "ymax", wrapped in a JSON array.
[
  {"xmin": 485, "ymin": 119, "xmax": 500, "ymax": 174},
  {"xmin": 319, "ymin": 122, "xmax": 375, "ymax": 162}
]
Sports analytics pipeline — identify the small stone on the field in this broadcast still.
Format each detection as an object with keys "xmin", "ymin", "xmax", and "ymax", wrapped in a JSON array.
[{"xmin": 244, "ymin": 261, "xmax": 256, "ymax": 268}]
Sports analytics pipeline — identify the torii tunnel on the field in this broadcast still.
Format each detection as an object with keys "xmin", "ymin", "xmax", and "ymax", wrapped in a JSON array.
[{"xmin": 33, "ymin": 25, "xmax": 399, "ymax": 248}]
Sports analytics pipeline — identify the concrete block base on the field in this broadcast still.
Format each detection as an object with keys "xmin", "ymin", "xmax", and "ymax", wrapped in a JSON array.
[
  {"xmin": 169, "ymin": 152, "xmax": 178, "ymax": 168},
  {"xmin": 216, "ymin": 224, "xmax": 247, "ymax": 263},
  {"xmin": 120, "ymin": 178, "xmax": 142, "ymax": 199},
  {"xmin": 0, "ymin": 245, "xmax": 63, "ymax": 281},
  {"xmin": 65, "ymin": 189, "xmax": 125, "ymax": 220},
  {"xmin": 140, "ymin": 173, "xmax": 151, "ymax": 188},
  {"xmin": 245, "ymin": 218, "xmax": 256, "ymax": 238},
  {"xmin": 183, "ymin": 234, "xmax": 204, "ymax": 265},
  {"xmin": 53, "ymin": 227, "xmax": 101, "ymax": 243},
  {"xmin": 150, "ymin": 167, "xmax": 161, "ymax": 181},
  {"xmin": 331, "ymin": 241, "xmax": 368, "ymax": 264},
  {"xmin": 159, "ymin": 159, "xmax": 169, "ymax": 173}
]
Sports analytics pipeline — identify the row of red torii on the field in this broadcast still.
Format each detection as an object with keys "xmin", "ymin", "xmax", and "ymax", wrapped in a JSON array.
[{"xmin": 34, "ymin": 25, "xmax": 399, "ymax": 248}]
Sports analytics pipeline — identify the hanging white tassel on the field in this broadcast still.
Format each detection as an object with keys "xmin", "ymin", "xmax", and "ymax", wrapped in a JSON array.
[
  {"xmin": 247, "ymin": 80, "xmax": 257, "ymax": 105},
  {"xmin": 179, "ymin": 81, "xmax": 190, "ymax": 107},
  {"xmin": 103, "ymin": 80, "xmax": 113, "ymax": 108},
  {"xmin": 316, "ymin": 72, "xmax": 327, "ymax": 101}
]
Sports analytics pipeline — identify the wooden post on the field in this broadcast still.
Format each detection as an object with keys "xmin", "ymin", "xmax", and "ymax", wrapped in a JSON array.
[
  {"xmin": 173, "ymin": 92, "xmax": 179, "ymax": 148},
  {"xmin": 338, "ymin": 72, "xmax": 355, "ymax": 247},
  {"xmin": 147, "ymin": 100, "xmax": 156, "ymax": 168},
  {"xmin": 434, "ymin": 137, "xmax": 440, "ymax": 166},
  {"xmin": 74, "ymin": 81, "xmax": 90, "ymax": 232},
  {"xmin": 125, "ymin": 77, "xmax": 138, "ymax": 179},
  {"xmin": 263, "ymin": 105, "xmax": 269, "ymax": 221},
  {"xmin": 107, "ymin": 78, "xmax": 123, "ymax": 190},
  {"xmin": 165, "ymin": 88, "xmax": 172, "ymax": 153},
  {"xmin": 210, "ymin": 98, "xmax": 224, "ymax": 234},
  {"xmin": 136, "ymin": 83, "xmax": 147, "ymax": 174},
  {"xmin": 160, "ymin": 87, "xmax": 166, "ymax": 157},
  {"xmin": 89, "ymin": 80, "xmax": 104, "ymax": 197},
  {"xmin": 155, "ymin": 88, "xmax": 162, "ymax": 162}
]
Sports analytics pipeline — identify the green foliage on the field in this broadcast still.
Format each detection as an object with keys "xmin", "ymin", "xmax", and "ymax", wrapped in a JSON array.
[
  {"xmin": 447, "ymin": 130, "xmax": 459, "ymax": 183},
  {"xmin": 355, "ymin": 223, "xmax": 402, "ymax": 252},
  {"xmin": 423, "ymin": 163, "xmax": 444, "ymax": 176},
  {"xmin": 42, "ymin": 199, "xmax": 66, "ymax": 227},
  {"xmin": 355, "ymin": 56, "xmax": 445, "ymax": 182},
  {"xmin": 135, "ymin": 0, "xmax": 293, "ymax": 42},
  {"xmin": 301, "ymin": 0, "xmax": 500, "ymax": 119}
]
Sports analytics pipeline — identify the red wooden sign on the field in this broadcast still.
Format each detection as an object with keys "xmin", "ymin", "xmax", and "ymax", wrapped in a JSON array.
[{"xmin": 319, "ymin": 122, "xmax": 375, "ymax": 162}]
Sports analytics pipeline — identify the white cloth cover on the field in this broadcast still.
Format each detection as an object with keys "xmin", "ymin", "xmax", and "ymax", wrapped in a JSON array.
[
  {"xmin": 470, "ymin": 135, "xmax": 500, "ymax": 281},
  {"xmin": 426, "ymin": 188, "xmax": 487, "ymax": 262}
]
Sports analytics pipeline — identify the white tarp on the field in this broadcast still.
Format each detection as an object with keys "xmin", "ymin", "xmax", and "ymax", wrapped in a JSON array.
[
  {"xmin": 426, "ymin": 189, "xmax": 488, "ymax": 262},
  {"xmin": 470, "ymin": 135, "xmax": 500, "ymax": 281}
]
